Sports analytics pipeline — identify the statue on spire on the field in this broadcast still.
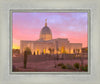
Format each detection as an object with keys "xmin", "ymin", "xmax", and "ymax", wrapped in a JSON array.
[{"xmin": 45, "ymin": 19, "xmax": 47, "ymax": 26}]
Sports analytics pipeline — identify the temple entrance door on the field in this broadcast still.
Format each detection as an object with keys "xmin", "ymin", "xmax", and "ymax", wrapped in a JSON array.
[
  {"xmin": 61, "ymin": 46, "xmax": 65, "ymax": 54},
  {"xmin": 43, "ymin": 49, "xmax": 46, "ymax": 54}
]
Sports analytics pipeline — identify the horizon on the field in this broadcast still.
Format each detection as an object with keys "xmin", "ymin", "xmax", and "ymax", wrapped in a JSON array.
[{"xmin": 12, "ymin": 12, "xmax": 88, "ymax": 49}]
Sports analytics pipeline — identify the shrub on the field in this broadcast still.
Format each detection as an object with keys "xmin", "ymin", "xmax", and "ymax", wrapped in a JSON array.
[
  {"xmin": 61, "ymin": 65, "xmax": 67, "ymax": 69},
  {"xmin": 58, "ymin": 63, "xmax": 64, "ymax": 66},
  {"xmin": 66, "ymin": 64, "xmax": 73, "ymax": 69},
  {"xmin": 74, "ymin": 63, "xmax": 80, "ymax": 69},
  {"xmin": 80, "ymin": 65, "xmax": 84, "ymax": 71},
  {"xmin": 12, "ymin": 65, "xmax": 19, "ymax": 72},
  {"xmin": 80, "ymin": 64, "xmax": 88, "ymax": 71},
  {"xmin": 25, "ymin": 47, "xmax": 32, "ymax": 55},
  {"xmin": 84, "ymin": 64, "xmax": 88, "ymax": 71},
  {"xmin": 54, "ymin": 65, "xmax": 56, "ymax": 68}
]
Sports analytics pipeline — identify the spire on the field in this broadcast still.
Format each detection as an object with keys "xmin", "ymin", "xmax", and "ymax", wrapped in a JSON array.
[{"xmin": 45, "ymin": 19, "xmax": 47, "ymax": 26}]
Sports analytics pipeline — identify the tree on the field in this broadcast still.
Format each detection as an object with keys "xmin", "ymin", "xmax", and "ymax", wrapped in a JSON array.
[
  {"xmin": 15, "ymin": 49, "xmax": 20, "ymax": 54},
  {"xmin": 33, "ymin": 51, "xmax": 35, "ymax": 55},
  {"xmin": 48, "ymin": 48, "xmax": 52, "ymax": 54},
  {"xmin": 24, "ymin": 51, "xmax": 27, "ymax": 69},
  {"xmin": 25, "ymin": 47, "xmax": 32, "ymax": 55},
  {"xmin": 52, "ymin": 48, "xmax": 55, "ymax": 54},
  {"xmin": 77, "ymin": 49, "xmax": 80, "ymax": 54},
  {"xmin": 57, "ymin": 48, "xmax": 60, "ymax": 54},
  {"xmin": 85, "ymin": 48, "xmax": 88, "ymax": 53},
  {"xmin": 12, "ymin": 49, "xmax": 20, "ymax": 54},
  {"xmin": 73, "ymin": 49, "xmax": 75, "ymax": 54}
]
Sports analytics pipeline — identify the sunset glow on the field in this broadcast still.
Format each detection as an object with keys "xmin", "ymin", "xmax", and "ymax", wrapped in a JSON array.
[{"xmin": 12, "ymin": 12, "xmax": 88, "ymax": 49}]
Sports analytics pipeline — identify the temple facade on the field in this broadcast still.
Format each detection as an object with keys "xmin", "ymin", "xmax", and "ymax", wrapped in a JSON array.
[{"xmin": 20, "ymin": 19, "xmax": 82, "ymax": 55}]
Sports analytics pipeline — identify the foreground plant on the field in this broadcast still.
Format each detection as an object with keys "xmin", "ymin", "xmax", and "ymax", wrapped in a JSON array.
[
  {"xmin": 79, "ymin": 64, "xmax": 88, "ymax": 71},
  {"xmin": 74, "ymin": 63, "xmax": 80, "ymax": 69},
  {"xmin": 57, "ymin": 63, "xmax": 64, "ymax": 66},
  {"xmin": 66, "ymin": 64, "xmax": 73, "ymax": 69},
  {"xmin": 84, "ymin": 64, "xmax": 88, "ymax": 71},
  {"xmin": 24, "ymin": 51, "xmax": 27, "ymax": 69},
  {"xmin": 61, "ymin": 65, "xmax": 67, "ymax": 69}
]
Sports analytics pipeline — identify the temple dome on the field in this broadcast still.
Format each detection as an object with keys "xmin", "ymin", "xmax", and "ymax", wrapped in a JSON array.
[
  {"xmin": 40, "ymin": 26, "xmax": 52, "ymax": 34},
  {"xmin": 40, "ymin": 19, "xmax": 52, "ymax": 41}
]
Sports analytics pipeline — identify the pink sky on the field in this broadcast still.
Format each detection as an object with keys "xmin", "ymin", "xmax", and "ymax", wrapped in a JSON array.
[{"xmin": 12, "ymin": 12, "xmax": 88, "ymax": 49}]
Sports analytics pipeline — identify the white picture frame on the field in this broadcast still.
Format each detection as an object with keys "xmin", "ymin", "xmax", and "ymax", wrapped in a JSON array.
[{"xmin": 0, "ymin": 0, "xmax": 100, "ymax": 84}]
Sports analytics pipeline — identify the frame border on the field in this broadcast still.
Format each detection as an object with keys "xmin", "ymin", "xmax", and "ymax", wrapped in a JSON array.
[{"xmin": 9, "ymin": 9, "xmax": 91, "ymax": 75}]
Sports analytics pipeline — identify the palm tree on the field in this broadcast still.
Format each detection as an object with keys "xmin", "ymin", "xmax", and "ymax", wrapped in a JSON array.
[
  {"xmin": 85, "ymin": 47, "xmax": 88, "ymax": 53},
  {"xmin": 24, "ymin": 51, "xmax": 27, "ymax": 69},
  {"xmin": 25, "ymin": 47, "xmax": 32, "ymax": 55},
  {"xmin": 73, "ymin": 49, "xmax": 76, "ymax": 59},
  {"xmin": 33, "ymin": 51, "xmax": 35, "ymax": 55},
  {"xmin": 52, "ymin": 48, "xmax": 55, "ymax": 54},
  {"xmin": 48, "ymin": 48, "xmax": 52, "ymax": 55},
  {"xmin": 73, "ymin": 49, "xmax": 75, "ymax": 54},
  {"xmin": 77, "ymin": 49, "xmax": 80, "ymax": 55}
]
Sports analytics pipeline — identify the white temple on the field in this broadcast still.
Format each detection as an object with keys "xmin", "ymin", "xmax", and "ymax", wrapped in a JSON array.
[{"xmin": 20, "ymin": 19, "xmax": 82, "ymax": 55}]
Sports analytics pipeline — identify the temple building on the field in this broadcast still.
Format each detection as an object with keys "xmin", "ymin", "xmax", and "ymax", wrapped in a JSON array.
[{"xmin": 20, "ymin": 19, "xmax": 82, "ymax": 55}]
